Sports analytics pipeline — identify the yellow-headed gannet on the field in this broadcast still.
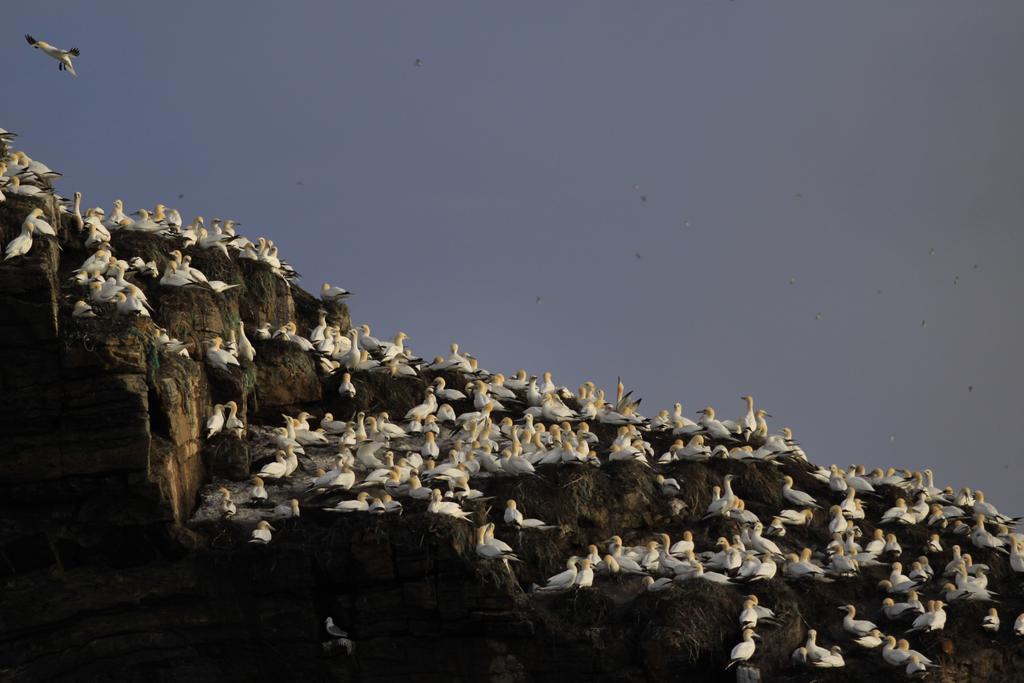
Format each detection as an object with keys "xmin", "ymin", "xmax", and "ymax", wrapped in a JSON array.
[
  {"xmin": 3, "ymin": 219, "xmax": 34, "ymax": 261},
  {"xmin": 250, "ymin": 476, "xmax": 268, "ymax": 502},
  {"xmin": 838, "ymin": 605, "xmax": 877, "ymax": 637},
  {"xmin": 205, "ymin": 337, "xmax": 240, "ymax": 372},
  {"xmin": 249, "ymin": 520, "xmax": 273, "ymax": 544},
  {"xmin": 321, "ymin": 282, "xmax": 352, "ymax": 301},
  {"xmin": 533, "ymin": 557, "xmax": 579, "ymax": 593},
  {"xmin": 205, "ymin": 404, "xmax": 225, "ymax": 438},
  {"xmin": 725, "ymin": 629, "xmax": 757, "ymax": 670},
  {"xmin": 218, "ymin": 487, "xmax": 236, "ymax": 517},
  {"xmin": 25, "ymin": 34, "xmax": 79, "ymax": 75},
  {"xmin": 853, "ymin": 629, "xmax": 883, "ymax": 649},
  {"xmin": 72, "ymin": 300, "xmax": 96, "ymax": 318}
]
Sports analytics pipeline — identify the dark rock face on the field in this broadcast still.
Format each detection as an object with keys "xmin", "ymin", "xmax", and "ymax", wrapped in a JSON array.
[{"xmin": 1, "ymin": 163, "xmax": 1023, "ymax": 682}]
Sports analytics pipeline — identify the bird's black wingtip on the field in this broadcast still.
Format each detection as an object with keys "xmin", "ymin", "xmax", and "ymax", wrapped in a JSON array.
[
  {"xmin": 69, "ymin": 48, "xmax": 80, "ymax": 56},
  {"xmin": 25, "ymin": 34, "xmax": 37, "ymax": 45}
]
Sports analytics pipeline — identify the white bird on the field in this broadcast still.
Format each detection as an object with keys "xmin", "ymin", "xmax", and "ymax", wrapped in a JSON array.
[
  {"xmin": 329, "ymin": 492, "xmax": 371, "ymax": 513},
  {"xmin": 853, "ymin": 629, "xmax": 883, "ymax": 649},
  {"xmin": 338, "ymin": 372, "xmax": 356, "ymax": 398},
  {"xmin": 427, "ymin": 489, "xmax": 472, "ymax": 521},
  {"xmin": 725, "ymin": 629, "xmax": 757, "ymax": 670},
  {"xmin": 249, "ymin": 521, "xmax": 273, "ymax": 544},
  {"xmin": 25, "ymin": 34, "xmax": 80, "ymax": 76},
  {"xmin": 908, "ymin": 600, "xmax": 946, "ymax": 633},
  {"xmin": 838, "ymin": 605, "xmax": 877, "ymax": 637},
  {"xmin": 24, "ymin": 208, "xmax": 56, "ymax": 236},
  {"xmin": 321, "ymin": 282, "xmax": 352, "ymax": 300},
  {"xmin": 205, "ymin": 337, "xmax": 240, "ymax": 372},
  {"xmin": 323, "ymin": 617, "xmax": 354, "ymax": 654},
  {"xmin": 205, "ymin": 404, "xmax": 225, "ymax": 438},
  {"xmin": 217, "ymin": 488, "xmax": 236, "ymax": 517},
  {"xmin": 1014, "ymin": 612, "xmax": 1024, "ymax": 636},
  {"xmin": 72, "ymin": 300, "xmax": 96, "ymax": 318},
  {"xmin": 3, "ymin": 220, "xmax": 34, "ymax": 261},
  {"xmin": 249, "ymin": 476, "xmax": 268, "ymax": 502},
  {"xmin": 782, "ymin": 475, "xmax": 820, "ymax": 508},
  {"xmin": 533, "ymin": 557, "xmax": 579, "ymax": 593},
  {"xmin": 982, "ymin": 608, "xmax": 1000, "ymax": 633}
]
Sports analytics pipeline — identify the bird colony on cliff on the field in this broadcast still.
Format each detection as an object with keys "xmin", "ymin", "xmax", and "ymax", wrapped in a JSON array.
[{"xmin": 4, "ymin": 125, "xmax": 1024, "ymax": 679}]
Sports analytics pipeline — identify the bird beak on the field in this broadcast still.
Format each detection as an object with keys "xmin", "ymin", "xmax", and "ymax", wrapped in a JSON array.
[{"xmin": 765, "ymin": 413, "xmax": 773, "ymax": 418}]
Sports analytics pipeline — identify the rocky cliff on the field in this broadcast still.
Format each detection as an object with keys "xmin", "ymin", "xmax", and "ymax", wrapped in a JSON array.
[{"xmin": 2, "ymin": 135, "xmax": 1023, "ymax": 682}]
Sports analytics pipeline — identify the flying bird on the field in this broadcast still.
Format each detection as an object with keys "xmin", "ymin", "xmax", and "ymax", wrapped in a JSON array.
[{"xmin": 25, "ymin": 34, "xmax": 80, "ymax": 76}]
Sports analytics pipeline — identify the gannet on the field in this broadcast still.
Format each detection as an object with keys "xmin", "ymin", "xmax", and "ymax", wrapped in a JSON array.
[
  {"xmin": 533, "ymin": 557, "xmax": 578, "ymax": 593},
  {"xmin": 908, "ymin": 600, "xmax": 946, "ymax": 632},
  {"xmin": 160, "ymin": 262, "xmax": 194, "ymax": 287},
  {"xmin": 72, "ymin": 300, "xmax": 96, "ymax": 318},
  {"xmin": 782, "ymin": 475, "xmax": 820, "ymax": 508},
  {"xmin": 656, "ymin": 474, "xmax": 681, "ymax": 497},
  {"xmin": 249, "ymin": 476, "xmax": 267, "ymax": 502},
  {"xmin": 258, "ymin": 452, "xmax": 289, "ymax": 480},
  {"xmin": 272, "ymin": 498, "xmax": 301, "ymax": 519},
  {"xmin": 838, "ymin": 605, "xmax": 877, "ymax": 637},
  {"xmin": 205, "ymin": 337, "xmax": 240, "ymax": 372},
  {"xmin": 205, "ymin": 404, "xmax": 225, "ymax": 438},
  {"xmin": 114, "ymin": 291, "xmax": 149, "ymax": 316},
  {"xmin": 802, "ymin": 629, "xmax": 831, "ymax": 663},
  {"xmin": 810, "ymin": 647, "xmax": 845, "ymax": 669},
  {"xmin": 696, "ymin": 407, "xmax": 734, "ymax": 441},
  {"xmin": 224, "ymin": 401, "xmax": 244, "ymax": 436},
  {"xmin": 338, "ymin": 372, "xmax": 356, "ymax": 398},
  {"xmin": 24, "ymin": 208, "xmax": 56, "ymax": 236},
  {"xmin": 249, "ymin": 521, "xmax": 273, "ymax": 544},
  {"xmin": 982, "ymin": 608, "xmax": 1000, "ymax": 633},
  {"xmin": 321, "ymin": 282, "xmax": 352, "ymax": 301},
  {"xmin": 218, "ymin": 488, "xmax": 236, "ymax": 517},
  {"xmin": 427, "ymin": 488, "xmax": 472, "ymax": 521},
  {"xmin": 971, "ymin": 514, "xmax": 1008, "ymax": 551},
  {"xmin": 853, "ymin": 629, "xmax": 883, "ymax": 649},
  {"xmin": 475, "ymin": 524, "xmax": 519, "ymax": 565},
  {"xmin": 328, "ymin": 492, "xmax": 370, "ymax": 512},
  {"xmin": 25, "ymin": 34, "xmax": 80, "ymax": 75},
  {"xmin": 1014, "ymin": 612, "xmax": 1024, "ymax": 636},
  {"xmin": 4, "ymin": 176, "xmax": 43, "ymax": 197},
  {"xmin": 3, "ymin": 219, "xmax": 34, "ymax": 260},
  {"xmin": 725, "ymin": 629, "xmax": 757, "ymax": 670},
  {"xmin": 739, "ymin": 599, "xmax": 759, "ymax": 629}
]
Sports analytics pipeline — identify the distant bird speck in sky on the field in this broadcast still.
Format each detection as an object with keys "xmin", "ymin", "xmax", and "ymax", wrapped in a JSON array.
[
  {"xmin": 633, "ymin": 184, "xmax": 640, "ymax": 191},
  {"xmin": 177, "ymin": 193, "xmax": 184, "ymax": 200},
  {"xmin": 929, "ymin": 248, "xmax": 936, "ymax": 256},
  {"xmin": 876, "ymin": 289, "xmax": 883, "ymax": 295},
  {"xmin": 890, "ymin": 434, "xmax": 896, "ymax": 442},
  {"xmin": 973, "ymin": 263, "xmax": 980, "ymax": 270},
  {"xmin": 635, "ymin": 252, "xmax": 642, "ymax": 260},
  {"xmin": 969, "ymin": 385, "xmax": 973, "ymax": 393},
  {"xmin": 640, "ymin": 195, "xmax": 647, "ymax": 203},
  {"xmin": 953, "ymin": 276, "xmax": 959, "ymax": 286},
  {"xmin": 535, "ymin": 296, "xmax": 542, "ymax": 304},
  {"xmin": 788, "ymin": 277, "xmax": 796, "ymax": 285},
  {"xmin": 683, "ymin": 220, "xmax": 691, "ymax": 228},
  {"xmin": 794, "ymin": 193, "xmax": 802, "ymax": 199},
  {"xmin": 296, "ymin": 180, "xmax": 304, "ymax": 186},
  {"xmin": 414, "ymin": 58, "xmax": 423, "ymax": 67},
  {"xmin": 815, "ymin": 312, "xmax": 822, "ymax": 320}
]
